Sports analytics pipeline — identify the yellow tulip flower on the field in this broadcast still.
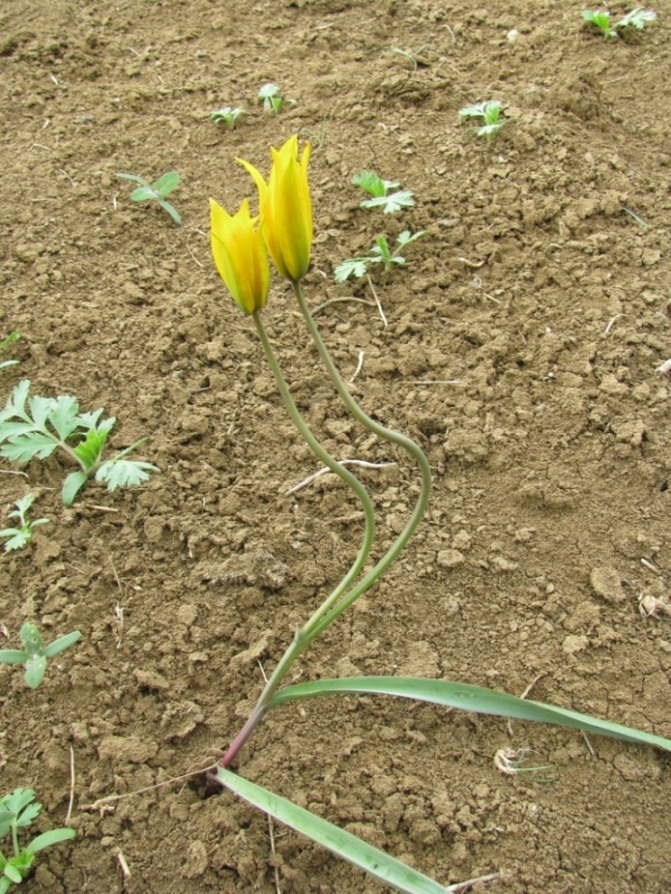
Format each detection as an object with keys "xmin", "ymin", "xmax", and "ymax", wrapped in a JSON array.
[
  {"xmin": 238, "ymin": 135, "xmax": 312, "ymax": 282},
  {"xmin": 210, "ymin": 197, "xmax": 270, "ymax": 315}
]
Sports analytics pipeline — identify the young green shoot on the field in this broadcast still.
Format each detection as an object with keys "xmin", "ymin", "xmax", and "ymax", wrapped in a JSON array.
[
  {"xmin": 0, "ymin": 334, "xmax": 20, "ymax": 371},
  {"xmin": 116, "ymin": 171, "xmax": 182, "ymax": 225},
  {"xmin": 335, "ymin": 230, "xmax": 426, "ymax": 283},
  {"xmin": 0, "ymin": 788, "xmax": 75, "ymax": 891},
  {"xmin": 0, "ymin": 495, "xmax": 48, "ymax": 552},
  {"xmin": 582, "ymin": 8, "xmax": 656, "ymax": 38},
  {"xmin": 353, "ymin": 170, "xmax": 415, "ymax": 214},
  {"xmin": 258, "ymin": 83, "xmax": 296, "ymax": 115},
  {"xmin": 0, "ymin": 380, "xmax": 159, "ymax": 506},
  {"xmin": 0, "ymin": 623, "xmax": 81, "ymax": 689},
  {"xmin": 459, "ymin": 100, "xmax": 507, "ymax": 140},
  {"xmin": 388, "ymin": 44, "xmax": 430, "ymax": 70},
  {"xmin": 210, "ymin": 106, "xmax": 245, "ymax": 130}
]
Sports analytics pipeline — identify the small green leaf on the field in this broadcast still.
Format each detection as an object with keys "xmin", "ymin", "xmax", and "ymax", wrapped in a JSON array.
[
  {"xmin": 43, "ymin": 630, "xmax": 81, "ymax": 659},
  {"xmin": 62, "ymin": 471, "xmax": 89, "ymax": 506},
  {"xmin": 27, "ymin": 396, "xmax": 55, "ymax": 429},
  {"xmin": 334, "ymin": 259, "xmax": 370, "ymax": 283},
  {"xmin": 157, "ymin": 199, "xmax": 182, "ymax": 225},
  {"xmin": 397, "ymin": 230, "xmax": 427, "ymax": 247},
  {"xmin": 3, "ymin": 863, "xmax": 22, "ymax": 884},
  {"xmin": 0, "ymin": 433, "xmax": 59, "ymax": 463},
  {"xmin": 352, "ymin": 171, "xmax": 398, "ymax": 198},
  {"xmin": 360, "ymin": 190, "xmax": 415, "ymax": 214},
  {"xmin": 0, "ymin": 380, "xmax": 30, "ymax": 424},
  {"xmin": 130, "ymin": 186, "xmax": 157, "ymax": 202},
  {"xmin": 72, "ymin": 426, "xmax": 111, "ymax": 470},
  {"xmin": 47, "ymin": 395, "xmax": 81, "ymax": 440},
  {"xmin": 153, "ymin": 171, "xmax": 180, "ymax": 197},
  {"xmin": 95, "ymin": 459, "xmax": 158, "ymax": 491},
  {"xmin": 217, "ymin": 769, "xmax": 458, "ymax": 894},
  {"xmin": 19, "ymin": 623, "xmax": 42, "ymax": 655},
  {"xmin": 0, "ymin": 650, "xmax": 29, "ymax": 666},
  {"xmin": 615, "ymin": 8, "xmax": 656, "ymax": 29},
  {"xmin": 24, "ymin": 654, "xmax": 47, "ymax": 688},
  {"xmin": 117, "ymin": 172, "xmax": 152, "ymax": 188},
  {"xmin": 0, "ymin": 528, "xmax": 31, "ymax": 552},
  {"xmin": 27, "ymin": 827, "xmax": 76, "ymax": 854}
]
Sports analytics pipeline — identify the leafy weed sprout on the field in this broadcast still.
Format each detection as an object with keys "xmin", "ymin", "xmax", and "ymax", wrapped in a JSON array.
[
  {"xmin": 582, "ymin": 8, "xmax": 657, "ymax": 38},
  {"xmin": 459, "ymin": 100, "xmax": 508, "ymax": 140},
  {"xmin": 0, "ymin": 623, "xmax": 81, "ymax": 689},
  {"xmin": 0, "ymin": 334, "xmax": 20, "ymax": 372},
  {"xmin": 334, "ymin": 230, "xmax": 426, "ymax": 283},
  {"xmin": 258, "ymin": 83, "xmax": 296, "ymax": 114},
  {"xmin": 353, "ymin": 170, "xmax": 415, "ymax": 214},
  {"xmin": 210, "ymin": 106, "xmax": 244, "ymax": 130},
  {"xmin": 0, "ymin": 380, "xmax": 158, "ymax": 506},
  {"xmin": 116, "ymin": 171, "xmax": 182, "ymax": 225},
  {"xmin": 0, "ymin": 495, "xmax": 48, "ymax": 552},
  {"xmin": 388, "ymin": 44, "xmax": 430, "ymax": 69},
  {"xmin": 0, "ymin": 788, "xmax": 75, "ymax": 891}
]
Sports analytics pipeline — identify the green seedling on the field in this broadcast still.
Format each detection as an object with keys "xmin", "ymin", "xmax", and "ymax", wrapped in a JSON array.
[
  {"xmin": 353, "ymin": 170, "xmax": 415, "ymax": 214},
  {"xmin": 210, "ymin": 106, "xmax": 245, "ymax": 130},
  {"xmin": 258, "ymin": 83, "xmax": 296, "ymax": 114},
  {"xmin": 335, "ymin": 230, "xmax": 426, "ymax": 283},
  {"xmin": 0, "ymin": 623, "xmax": 81, "ymax": 689},
  {"xmin": 388, "ymin": 44, "xmax": 430, "ymax": 69},
  {"xmin": 0, "ymin": 788, "xmax": 75, "ymax": 891},
  {"xmin": 0, "ymin": 495, "xmax": 48, "ymax": 552},
  {"xmin": 582, "ymin": 8, "xmax": 656, "ymax": 38},
  {"xmin": 116, "ymin": 171, "xmax": 181, "ymax": 225},
  {"xmin": 459, "ymin": 100, "xmax": 507, "ymax": 140},
  {"xmin": 0, "ymin": 379, "xmax": 158, "ymax": 506},
  {"xmin": 0, "ymin": 334, "xmax": 19, "ymax": 372}
]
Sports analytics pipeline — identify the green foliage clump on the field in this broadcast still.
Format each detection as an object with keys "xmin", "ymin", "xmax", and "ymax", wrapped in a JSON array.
[{"xmin": 0, "ymin": 379, "xmax": 158, "ymax": 506}]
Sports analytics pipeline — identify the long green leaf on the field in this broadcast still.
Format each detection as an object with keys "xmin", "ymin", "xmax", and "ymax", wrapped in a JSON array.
[
  {"xmin": 27, "ymin": 827, "xmax": 76, "ymax": 854},
  {"xmin": 268, "ymin": 677, "xmax": 671, "ymax": 752},
  {"xmin": 217, "ymin": 768, "xmax": 469, "ymax": 894}
]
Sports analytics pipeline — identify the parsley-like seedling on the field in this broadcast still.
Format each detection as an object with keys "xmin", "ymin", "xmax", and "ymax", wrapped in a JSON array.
[
  {"xmin": 258, "ymin": 83, "xmax": 296, "ymax": 114},
  {"xmin": 0, "ymin": 623, "xmax": 81, "ymax": 689},
  {"xmin": 210, "ymin": 106, "xmax": 245, "ymax": 130},
  {"xmin": 0, "ymin": 787, "xmax": 75, "ymax": 890},
  {"xmin": 335, "ymin": 230, "xmax": 426, "ymax": 283},
  {"xmin": 459, "ymin": 100, "xmax": 508, "ymax": 140},
  {"xmin": 116, "ymin": 171, "xmax": 182, "ymax": 225},
  {"xmin": 353, "ymin": 170, "xmax": 415, "ymax": 214},
  {"xmin": 388, "ymin": 44, "xmax": 430, "ymax": 70},
  {"xmin": 0, "ymin": 334, "xmax": 20, "ymax": 372},
  {"xmin": 0, "ymin": 495, "xmax": 48, "ymax": 552},
  {"xmin": 0, "ymin": 380, "xmax": 158, "ymax": 506},
  {"xmin": 582, "ymin": 8, "xmax": 656, "ymax": 38}
]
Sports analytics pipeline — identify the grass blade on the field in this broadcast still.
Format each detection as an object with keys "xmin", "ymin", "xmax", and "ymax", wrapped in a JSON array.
[
  {"xmin": 268, "ymin": 677, "xmax": 671, "ymax": 752},
  {"xmin": 217, "ymin": 768, "xmax": 465, "ymax": 893}
]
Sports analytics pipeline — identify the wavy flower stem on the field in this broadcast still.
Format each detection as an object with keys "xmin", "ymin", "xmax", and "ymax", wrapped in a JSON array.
[
  {"xmin": 220, "ymin": 310, "xmax": 376, "ymax": 767},
  {"xmin": 292, "ymin": 279, "xmax": 432, "ymax": 639}
]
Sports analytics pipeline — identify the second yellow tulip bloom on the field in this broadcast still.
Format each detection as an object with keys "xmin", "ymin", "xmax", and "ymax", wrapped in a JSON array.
[{"xmin": 239, "ymin": 135, "xmax": 312, "ymax": 283}]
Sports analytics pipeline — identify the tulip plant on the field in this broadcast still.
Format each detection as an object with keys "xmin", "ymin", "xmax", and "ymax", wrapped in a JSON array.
[{"xmin": 209, "ymin": 136, "xmax": 671, "ymax": 892}]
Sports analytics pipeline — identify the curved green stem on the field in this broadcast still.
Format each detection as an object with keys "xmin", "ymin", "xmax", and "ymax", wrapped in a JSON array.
[
  {"xmin": 292, "ymin": 280, "xmax": 432, "ymax": 640},
  {"xmin": 220, "ymin": 311, "xmax": 376, "ymax": 767}
]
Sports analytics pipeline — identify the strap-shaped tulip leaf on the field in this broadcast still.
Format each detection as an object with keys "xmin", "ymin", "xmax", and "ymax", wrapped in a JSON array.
[
  {"xmin": 217, "ymin": 769, "xmax": 497, "ymax": 894},
  {"xmin": 269, "ymin": 676, "xmax": 671, "ymax": 752}
]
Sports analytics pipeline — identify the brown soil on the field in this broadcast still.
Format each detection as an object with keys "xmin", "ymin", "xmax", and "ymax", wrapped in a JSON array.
[{"xmin": 1, "ymin": 1, "xmax": 671, "ymax": 892}]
